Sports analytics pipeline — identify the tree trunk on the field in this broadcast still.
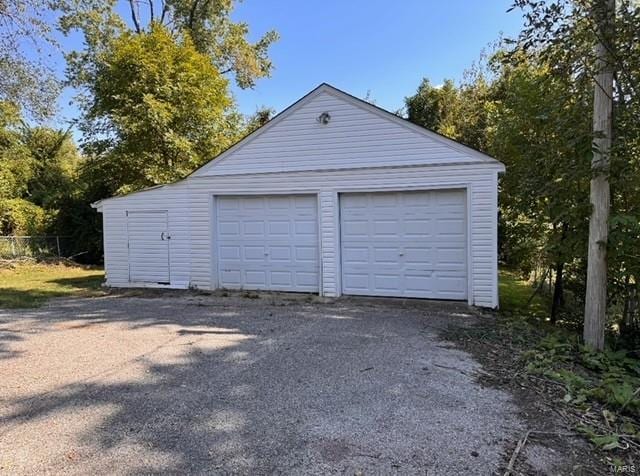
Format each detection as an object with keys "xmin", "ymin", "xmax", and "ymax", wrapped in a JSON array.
[
  {"xmin": 551, "ymin": 261, "xmax": 564, "ymax": 324},
  {"xmin": 584, "ymin": 0, "xmax": 615, "ymax": 351}
]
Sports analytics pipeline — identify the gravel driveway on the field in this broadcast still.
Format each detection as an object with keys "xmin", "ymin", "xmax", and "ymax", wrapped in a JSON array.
[{"xmin": 0, "ymin": 293, "xmax": 525, "ymax": 474}]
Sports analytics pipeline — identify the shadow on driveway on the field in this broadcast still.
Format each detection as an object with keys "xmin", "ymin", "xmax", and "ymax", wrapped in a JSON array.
[{"xmin": 0, "ymin": 293, "xmax": 522, "ymax": 474}]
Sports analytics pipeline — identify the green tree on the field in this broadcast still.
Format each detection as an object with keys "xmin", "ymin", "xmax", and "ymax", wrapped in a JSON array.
[
  {"xmin": 244, "ymin": 106, "xmax": 275, "ymax": 134},
  {"xmin": 510, "ymin": 0, "xmax": 640, "ymax": 347},
  {"xmin": 0, "ymin": 103, "xmax": 80, "ymax": 236},
  {"xmin": 405, "ymin": 54, "xmax": 594, "ymax": 324},
  {"xmin": 488, "ymin": 58, "xmax": 593, "ymax": 323},
  {"xmin": 405, "ymin": 79, "xmax": 459, "ymax": 133},
  {"xmin": 22, "ymin": 127, "xmax": 81, "ymax": 210},
  {"xmin": 405, "ymin": 75, "xmax": 491, "ymax": 151},
  {"xmin": 58, "ymin": 0, "xmax": 279, "ymax": 90},
  {"xmin": 82, "ymin": 24, "xmax": 235, "ymax": 193},
  {"xmin": 0, "ymin": 102, "xmax": 34, "ymax": 200}
]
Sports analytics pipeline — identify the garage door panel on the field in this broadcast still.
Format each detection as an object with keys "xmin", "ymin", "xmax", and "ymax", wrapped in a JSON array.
[
  {"xmin": 243, "ymin": 245, "xmax": 266, "ymax": 261},
  {"xmin": 403, "ymin": 247, "xmax": 432, "ymax": 266},
  {"xmin": 342, "ymin": 246, "xmax": 369, "ymax": 264},
  {"xmin": 294, "ymin": 220, "xmax": 317, "ymax": 236},
  {"xmin": 342, "ymin": 220, "xmax": 369, "ymax": 238},
  {"xmin": 296, "ymin": 271, "xmax": 319, "ymax": 287},
  {"xmin": 219, "ymin": 245, "xmax": 240, "ymax": 260},
  {"xmin": 269, "ymin": 246, "xmax": 291, "ymax": 262},
  {"xmin": 294, "ymin": 195, "xmax": 316, "ymax": 210},
  {"xmin": 436, "ymin": 189, "xmax": 466, "ymax": 205},
  {"xmin": 343, "ymin": 273, "xmax": 369, "ymax": 290},
  {"xmin": 373, "ymin": 220, "xmax": 400, "ymax": 237},
  {"xmin": 220, "ymin": 269, "xmax": 241, "ymax": 284},
  {"xmin": 295, "ymin": 245, "xmax": 318, "ymax": 262},
  {"xmin": 217, "ymin": 195, "xmax": 319, "ymax": 292},
  {"xmin": 374, "ymin": 247, "xmax": 401, "ymax": 263},
  {"xmin": 404, "ymin": 219, "xmax": 432, "ymax": 237},
  {"xmin": 373, "ymin": 274, "xmax": 402, "ymax": 291},
  {"xmin": 436, "ymin": 217, "xmax": 465, "ymax": 236},
  {"xmin": 268, "ymin": 221, "xmax": 290, "ymax": 236},
  {"xmin": 218, "ymin": 197, "xmax": 240, "ymax": 211},
  {"xmin": 434, "ymin": 274, "xmax": 467, "ymax": 299},
  {"xmin": 436, "ymin": 247, "xmax": 466, "ymax": 269},
  {"xmin": 340, "ymin": 190, "xmax": 467, "ymax": 300},
  {"xmin": 267, "ymin": 197, "xmax": 289, "ymax": 209},
  {"xmin": 270, "ymin": 271, "xmax": 292, "ymax": 286},
  {"xmin": 405, "ymin": 274, "xmax": 434, "ymax": 292},
  {"xmin": 241, "ymin": 197, "xmax": 266, "ymax": 210},
  {"xmin": 218, "ymin": 221, "xmax": 241, "ymax": 237},
  {"xmin": 245, "ymin": 270, "xmax": 267, "ymax": 286}
]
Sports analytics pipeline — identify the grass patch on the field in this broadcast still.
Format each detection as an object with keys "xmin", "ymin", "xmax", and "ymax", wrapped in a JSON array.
[
  {"xmin": 499, "ymin": 268, "xmax": 550, "ymax": 318},
  {"xmin": 0, "ymin": 262, "xmax": 105, "ymax": 308}
]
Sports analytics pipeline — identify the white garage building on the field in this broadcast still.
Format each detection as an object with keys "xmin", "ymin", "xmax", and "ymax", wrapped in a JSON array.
[{"xmin": 93, "ymin": 84, "xmax": 505, "ymax": 308}]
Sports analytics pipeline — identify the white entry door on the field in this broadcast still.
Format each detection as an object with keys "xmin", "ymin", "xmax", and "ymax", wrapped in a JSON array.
[
  {"xmin": 127, "ymin": 210, "xmax": 170, "ymax": 284},
  {"xmin": 216, "ymin": 195, "xmax": 319, "ymax": 292},
  {"xmin": 340, "ymin": 190, "xmax": 467, "ymax": 300}
]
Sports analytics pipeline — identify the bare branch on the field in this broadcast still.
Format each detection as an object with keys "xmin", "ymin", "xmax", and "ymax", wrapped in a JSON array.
[
  {"xmin": 160, "ymin": 0, "xmax": 168, "ymax": 24},
  {"xmin": 128, "ymin": 0, "xmax": 142, "ymax": 33}
]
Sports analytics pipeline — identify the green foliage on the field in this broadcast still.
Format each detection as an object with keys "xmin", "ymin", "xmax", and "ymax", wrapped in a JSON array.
[
  {"xmin": 404, "ymin": 76, "xmax": 491, "ymax": 152},
  {"xmin": 83, "ymin": 24, "xmax": 235, "ymax": 193},
  {"xmin": 499, "ymin": 269, "xmax": 550, "ymax": 319},
  {"xmin": 163, "ymin": 0, "xmax": 279, "ymax": 89},
  {"xmin": 50, "ymin": 1, "xmax": 279, "ymax": 261},
  {"xmin": 506, "ymin": 0, "xmax": 640, "ymax": 343},
  {"xmin": 244, "ymin": 107, "xmax": 275, "ymax": 134},
  {"xmin": 405, "ymin": 79, "xmax": 459, "ymax": 132},
  {"xmin": 489, "ymin": 57, "xmax": 592, "ymax": 279},
  {"xmin": 22, "ymin": 127, "xmax": 81, "ymax": 210},
  {"xmin": 0, "ymin": 100, "xmax": 91, "ymax": 256},
  {"xmin": 0, "ymin": 103, "xmax": 81, "ymax": 207},
  {"xmin": 525, "ymin": 335, "xmax": 640, "ymax": 416},
  {"xmin": 406, "ymin": 1, "xmax": 640, "ymax": 336},
  {"xmin": 0, "ymin": 198, "xmax": 48, "ymax": 235},
  {"xmin": 585, "ymin": 432, "xmax": 623, "ymax": 451},
  {"xmin": 517, "ymin": 329, "xmax": 640, "ymax": 451},
  {"xmin": 406, "ymin": 55, "xmax": 593, "ymax": 321},
  {"xmin": 0, "ymin": 102, "xmax": 34, "ymax": 199},
  {"xmin": 58, "ymin": 0, "xmax": 278, "ymax": 90}
]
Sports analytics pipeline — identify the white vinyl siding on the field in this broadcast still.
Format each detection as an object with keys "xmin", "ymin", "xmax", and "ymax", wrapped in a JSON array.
[
  {"xmin": 215, "ymin": 195, "xmax": 319, "ymax": 292},
  {"xmin": 185, "ymin": 164, "xmax": 500, "ymax": 307},
  {"xmin": 99, "ymin": 185, "xmax": 190, "ymax": 289},
  {"xmin": 95, "ymin": 84, "xmax": 503, "ymax": 308},
  {"xmin": 340, "ymin": 190, "xmax": 467, "ymax": 299},
  {"xmin": 192, "ymin": 90, "xmax": 496, "ymax": 177}
]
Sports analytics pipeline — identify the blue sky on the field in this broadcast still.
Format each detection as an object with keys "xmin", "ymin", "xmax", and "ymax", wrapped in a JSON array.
[
  {"xmin": 50, "ymin": 1, "xmax": 524, "ymax": 130},
  {"xmin": 229, "ymin": 0, "xmax": 525, "ymax": 115}
]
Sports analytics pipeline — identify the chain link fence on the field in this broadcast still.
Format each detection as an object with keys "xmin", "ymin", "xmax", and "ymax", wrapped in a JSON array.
[{"xmin": 0, "ymin": 236, "xmax": 74, "ymax": 260}]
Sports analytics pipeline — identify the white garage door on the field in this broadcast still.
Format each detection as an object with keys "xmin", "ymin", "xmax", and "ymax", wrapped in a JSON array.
[
  {"xmin": 127, "ymin": 210, "xmax": 170, "ymax": 284},
  {"xmin": 216, "ymin": 195, "xmax": 319, "ymax": 292},
  {"xmin": 340, "ymin": 190, "xmax": 467, "ymax": 300}
]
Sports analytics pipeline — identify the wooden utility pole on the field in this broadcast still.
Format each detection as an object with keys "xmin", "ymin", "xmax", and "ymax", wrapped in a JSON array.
[{"xmin": 584, "ymin": 0, "xmax": 615, "ymax": 351}]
